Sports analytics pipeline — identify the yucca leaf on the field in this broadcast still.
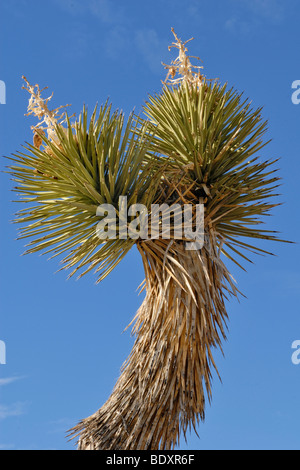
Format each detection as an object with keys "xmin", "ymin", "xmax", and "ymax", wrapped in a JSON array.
[
  {"xmin": 7, "ymin": 103, "xmax": 161, "ymax": 282},
  {"xmin": 134, "ymin": 79, "xmax": 290, "ymax": 268}
]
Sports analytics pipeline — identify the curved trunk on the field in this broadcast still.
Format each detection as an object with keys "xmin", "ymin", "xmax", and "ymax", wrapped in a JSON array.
[{"xmin": 69, "ymin": 231, "xmax": 238, "ymax": 450}]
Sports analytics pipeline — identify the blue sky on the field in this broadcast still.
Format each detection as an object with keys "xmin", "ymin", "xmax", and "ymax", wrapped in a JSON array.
[{"xmin": 0, "ymin": 0, "xmax": 300, "ymax": 450}]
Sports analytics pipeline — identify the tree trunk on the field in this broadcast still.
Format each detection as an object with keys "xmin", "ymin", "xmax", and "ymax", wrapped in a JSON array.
[{"xmin": 69, "ymin": 231, "xmax": 238, "ymax": 450}]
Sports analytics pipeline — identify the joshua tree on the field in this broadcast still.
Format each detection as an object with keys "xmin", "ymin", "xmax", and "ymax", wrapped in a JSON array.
[{"xmin": 8, "ymin": 29, "xmax": 286, "ymax": 450}]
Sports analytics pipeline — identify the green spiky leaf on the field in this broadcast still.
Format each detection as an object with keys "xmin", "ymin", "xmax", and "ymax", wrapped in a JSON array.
[{"xmin": 8, "ymin": 103, "xmax": 161, "ymax": 282}]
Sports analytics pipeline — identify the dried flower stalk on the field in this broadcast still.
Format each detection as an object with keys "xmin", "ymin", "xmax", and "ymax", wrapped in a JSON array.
[
  {"xmin": 22, "ymin": 76, "xmax": 72, "ymax": 148},
  {"xmin": 162, "ymin": 28, "xmax": 204, "ymax": 87}
]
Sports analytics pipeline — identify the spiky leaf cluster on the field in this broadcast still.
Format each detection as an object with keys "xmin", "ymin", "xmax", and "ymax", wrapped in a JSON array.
[
  {"xmin": 9, "ymin": 103, "xmax": 160, "ymax": 282},
  {"xmin": 139, "ymin": 80, "xmax": 283, "ymax": 269}
]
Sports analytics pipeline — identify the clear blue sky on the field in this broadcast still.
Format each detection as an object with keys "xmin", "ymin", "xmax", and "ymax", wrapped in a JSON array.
[{"xmin": 0, "ymin": 0, "xmax": 299, "ymax": 450}]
